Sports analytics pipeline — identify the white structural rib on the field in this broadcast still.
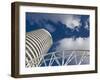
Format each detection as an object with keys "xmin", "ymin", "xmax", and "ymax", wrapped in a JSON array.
[{"xmin": 38, "ymin": 50, "xmax": 89, "ymax": 67}]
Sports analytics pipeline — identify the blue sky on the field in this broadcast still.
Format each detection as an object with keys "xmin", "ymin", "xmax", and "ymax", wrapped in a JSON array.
[{"xmin": 26, "ymin": 12, "xmax": 90, "ymax": 52}]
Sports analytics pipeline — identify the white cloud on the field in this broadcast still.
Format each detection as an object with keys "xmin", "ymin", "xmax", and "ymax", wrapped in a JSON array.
[
  {"xmin": 84, "ymin": 18, "xmax": 90, "ymax": 30},
  {"xmin": 65, "ymin": 15, "xmax": 81, "ymax": 29},
  {"xmin": 55, "ymin": 37, "xmax": 89, "ymax": 51}
]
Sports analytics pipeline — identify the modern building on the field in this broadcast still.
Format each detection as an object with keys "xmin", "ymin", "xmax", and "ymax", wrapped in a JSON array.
[{"xmin": 25, "ymin": 29, "xmax": 53, "ymax": 67}]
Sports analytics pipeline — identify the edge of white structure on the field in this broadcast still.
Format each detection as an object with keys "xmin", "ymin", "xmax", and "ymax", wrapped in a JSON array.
[{"xmin": 41, "ymin": 29, "xmax": 53, "ymax": 44}]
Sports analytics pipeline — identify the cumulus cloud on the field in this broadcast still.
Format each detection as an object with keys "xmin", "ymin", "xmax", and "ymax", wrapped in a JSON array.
[
  {"xmin": 65, "ymin": 15, "xmax": 81, "ymax": 29},
  {"xmin": 55, "ymin": 38, "xmax": 89, "ymax": 51},
  {"xmin": 84, "ymin": 18, "xmax": 90, "ymax": 30}
]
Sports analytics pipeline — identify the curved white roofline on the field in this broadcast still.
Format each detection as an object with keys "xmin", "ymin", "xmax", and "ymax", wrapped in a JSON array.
[{"xmin": 41, "ymin": 29, "xmax": 53, "ymax": 45}]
